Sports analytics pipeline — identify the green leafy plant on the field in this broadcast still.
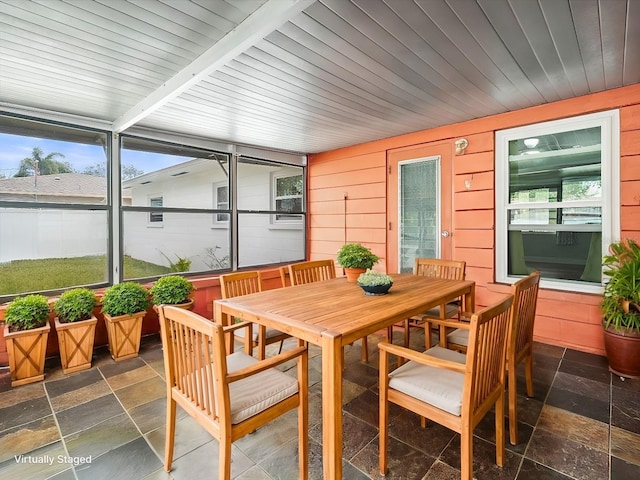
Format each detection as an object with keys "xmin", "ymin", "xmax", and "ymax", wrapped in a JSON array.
[
  {"xmin": 150, "ymin": 275, "xmax": 194, "ymax": 305},
  {"xmin": 356, "ymin": 269, "xmax": 394, "ymax": 287},
  {"xmin": 4, "ymin": 294, "xmax": 50, "ymax": 331},
  {"xmin": 160, "ymin": 252, "xmax": 192, "ymax": 272},
  {"xmin": 601, "ymin": 239, "xmax": 640, "ymax": 331},
  {"xmin": 336, "ymin": 243, "xmax": 379, "ymax": 269},
  {"xmin": 54, "ymin": 288, "xmax": 97, "ymax": 323},
  {"xmin": 101, "ymin": 282, "xmax": 150, "ymax": 316}
]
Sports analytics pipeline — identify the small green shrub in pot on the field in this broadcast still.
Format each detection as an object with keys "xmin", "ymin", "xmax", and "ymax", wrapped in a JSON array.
[
  {"xmin": 54, "ymin": 288, "xmax": 97, "ymax": 323},
  {"xmin": 4, "ymin": 294, "xmax": 50, "ymax": 332},
  {"xmin": 150, "ymin": 275, "xmax": 194, "ymax": 305},
  {"xmin": 336, "ymin": 243, "xmax": 379, "ymax": 269},
  {"xmin": 101, "ymin": 282, "xmax": 150, "ymax": 316}
]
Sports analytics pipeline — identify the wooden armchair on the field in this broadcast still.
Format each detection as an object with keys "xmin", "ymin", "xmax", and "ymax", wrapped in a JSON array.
[
  {"xmin": 288, "ymin": 259, "xmax": 371, "ymax": 363},
  {"xmin": 157, "ymin": 305, "xmax": 308, "ymax": 480},
  {"xmin": 388, "ymin": 258, "xmax": 467, "ymax": 348},
  {"xmin": 219, "ymin": 270, "xmax": 290, "ymax": 359},
  {"xmin": 378, "ymin": 295, "xmax": 513, "ymax": 480},
  {"xmin": 426, "ymin": 271, "xmax": 541, "ymax": 445}
]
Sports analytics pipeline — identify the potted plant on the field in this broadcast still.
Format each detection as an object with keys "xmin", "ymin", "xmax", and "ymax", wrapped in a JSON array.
[
  {"xmin": 601, "ymin": 238, "xmax": 640, "ymax": 378},
  {"xmin": 337, "ymin": 243, "xmax": 380, "ymax": 282},
  {"xmin": 3, "ymin": 294, "xmax": 51, "ymax": 386},
  {"xmin": 357, "ymin": 269, "xmax": 394, "ymax": 296},
  {"xmin": 53, "ymin": 288, "xmax": 98, "ymax": 374},
  {"xmin": 150, "ymin": 275, "xmax": 195, "ymax": 311},
  {"xmin": 101, "ymin": 282, "xmax": 150, "ymax": 362}
]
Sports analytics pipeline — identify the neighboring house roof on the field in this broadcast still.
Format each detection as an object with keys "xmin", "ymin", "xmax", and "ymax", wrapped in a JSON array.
[{"xmin": 0, "ymin": 173, "xmax": 131, "ymax": 202}]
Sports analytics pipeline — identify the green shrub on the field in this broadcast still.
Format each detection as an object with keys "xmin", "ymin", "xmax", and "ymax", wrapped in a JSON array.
[
  {"xmin": 150, "ymin": 275, "xmax": 194, "ymax": 305},
  {"xmin": 101, "ymin": 282, "xmax": 150, "ymax": 316},
  {"xmin": 602, "ymin": 239, "xmax": 640, "ymax": 331},
  {"xmin": 4, "ymin": 294, "xmax": 50, "ymax": 331},
  {"xmin": 54, "ymin": 288, "xmax": 97, "ymax": 323},
  {"xmin": 336, "ymin": 243, "xmax": 379, "ymax": 269}
]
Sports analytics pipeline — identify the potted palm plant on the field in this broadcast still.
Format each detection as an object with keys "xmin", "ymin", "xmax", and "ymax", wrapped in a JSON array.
[
  {"xmin": 149, "ymin": 275, "xmax": 195, "ymax": 311},
  {"xmin": 3, "ymin": 294, "xmax": 51, "ymax": 386},
  {"xmin": 601, "ymin": 238, "xmax": 640, "ymax": 378},
  {"xmin": 54, "ymin": 288, "xmax": 98, "ymax": 374},
  {"xmin": 337, "ymin": 243, "xmax": 380, "ymax": 282},
  {"xmin": 101, "ymin": 282, "xmax": 150, "ymax": 362}
]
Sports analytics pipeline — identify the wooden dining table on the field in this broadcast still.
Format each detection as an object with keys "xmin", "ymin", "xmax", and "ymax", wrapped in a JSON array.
[{"xmin": 213, "ymin": 273, "xmax": 475, "ymax": 480}]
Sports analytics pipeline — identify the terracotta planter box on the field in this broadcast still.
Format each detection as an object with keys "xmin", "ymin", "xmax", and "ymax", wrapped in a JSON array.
[
  {"xmin": 103, "ymin": 311, "xmax": 145, "ymax": 362},
  {"xmin": 55, "ymin": 315, "xmax": 98, "ymax": 374},
  {"xmin": 4, "ymin": 322, "xmax": 51, "ymax": 387}
]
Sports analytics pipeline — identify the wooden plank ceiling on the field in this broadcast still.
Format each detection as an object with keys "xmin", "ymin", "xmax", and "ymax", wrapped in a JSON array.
[{"xmin": 0, "ymin": 0, "xmax": 638, "ymax": 154}]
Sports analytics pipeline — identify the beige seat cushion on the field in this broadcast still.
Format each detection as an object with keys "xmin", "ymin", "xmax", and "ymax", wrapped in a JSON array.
[
  {"xmin": 424, "ymin": 345, "xmax": 466, "ymax": 364},
  {"xmin": 412, "ymin": 303, "xmax": 460, "ymax": 322},
  {"xmin": 226, "ymin": 352, "xmax": 298, "ymax": 424},
  {"xmin": 447, "ymin": 328, "xmax": 469, "ymax": 347},
  {"xmin": 388, "ymin": 348, "xmax": 466, "ymax": 416},
  {"xmin": 234, "ymin": 323, "xmax": 286, "ymax": 342}
]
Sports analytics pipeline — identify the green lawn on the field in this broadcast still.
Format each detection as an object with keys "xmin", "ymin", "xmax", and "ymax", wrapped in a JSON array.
[{"xmin": 0, "ymin": 255, "xmax": 170, "ymax": 296}]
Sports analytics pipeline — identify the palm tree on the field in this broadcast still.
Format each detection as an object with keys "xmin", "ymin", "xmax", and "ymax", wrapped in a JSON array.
[{"xmin": 14, "ymin": 147, "xmax": 72, "ymax": 177}]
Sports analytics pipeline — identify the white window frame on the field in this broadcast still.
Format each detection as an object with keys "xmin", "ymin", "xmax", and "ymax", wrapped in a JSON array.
[
  {"xmin": 495, "ymin": 109, "xmax": 620, "ymax": 293},
  {"xmin": 272, "ymin": 172, "xmax": 303, "ymax": 226},
  {"xmin": 212, "ymin": 182, "xmax": 229, "ymax": 226},
  {"xmin": 148, "ymin": 195, "xmax": 163, "ymax": 225}
]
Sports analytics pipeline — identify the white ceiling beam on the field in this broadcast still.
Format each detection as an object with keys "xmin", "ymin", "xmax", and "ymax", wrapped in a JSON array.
[{"xmin": 112, "ymin": 0, "xmax": 316, "ymax": 133}]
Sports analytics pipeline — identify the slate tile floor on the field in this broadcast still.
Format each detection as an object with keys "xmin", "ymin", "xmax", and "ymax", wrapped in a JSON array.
[{"xmin": 0, "ymin": 329, "xmax": 638, "ymax": 480}]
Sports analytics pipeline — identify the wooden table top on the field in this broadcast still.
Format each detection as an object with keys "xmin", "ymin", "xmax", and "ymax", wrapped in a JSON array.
[{"xmin": 214, "ymin": 274, "xmax": 475, "ymax": 346}]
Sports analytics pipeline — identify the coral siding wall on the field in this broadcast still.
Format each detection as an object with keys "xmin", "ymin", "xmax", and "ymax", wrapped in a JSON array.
[{"xmin": 309, "ymin": 84, "xmax": 640, "ymax": 356}]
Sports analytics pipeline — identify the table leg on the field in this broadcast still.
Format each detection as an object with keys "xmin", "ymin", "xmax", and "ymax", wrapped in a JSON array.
[{"xmin": 322, "ymin": 332, "xmax": 343, "ymax": 480}]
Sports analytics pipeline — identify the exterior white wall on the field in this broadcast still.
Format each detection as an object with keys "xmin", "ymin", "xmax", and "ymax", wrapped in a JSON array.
[
  {"xmin": 124, "ymin": 163, "xmax": 303, "ymax": 271},
  {"xmin": 0, "ymin": 208, "xmax": 108, "ymax": 262}
]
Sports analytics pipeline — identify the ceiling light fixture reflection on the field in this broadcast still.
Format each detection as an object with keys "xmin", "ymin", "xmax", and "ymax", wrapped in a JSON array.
[{"xmin": 524, "ymin": 138, "xmax": 539, "ymax": 148}]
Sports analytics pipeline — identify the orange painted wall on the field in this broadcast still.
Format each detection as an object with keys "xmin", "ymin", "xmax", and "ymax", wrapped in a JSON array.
[{"xmin": 308, "ymin": 84, "xmax": 640, "ymax": 356}]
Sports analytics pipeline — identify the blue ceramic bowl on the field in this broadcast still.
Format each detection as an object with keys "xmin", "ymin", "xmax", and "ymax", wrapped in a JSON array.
[{"xmin": 357, "ymin": 283, "xmax": 392, "ymax": 296}]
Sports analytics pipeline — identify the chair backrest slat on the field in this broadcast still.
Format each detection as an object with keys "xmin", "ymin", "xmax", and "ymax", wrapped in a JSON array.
[
  {"xmin": 288, "ymin": 259, "xmax": 336, "ymax": 285},
  {"xmin": 509, "ymin": 271, "xmax": 541, "ymax": 361},
  {"xmin": 159, "ymin": 305, "xmax": 225, "ymax": 423},
  {"xmin": 463, "ymin": 295, "xmax": 513, "ymax": 416},
  {"xmin": 220, "ymin": 271, "xmax": 262, "ymax": 299},
  {"xmin": 414, "ymin": 258, "xmax": 466, "ymax": 280}
]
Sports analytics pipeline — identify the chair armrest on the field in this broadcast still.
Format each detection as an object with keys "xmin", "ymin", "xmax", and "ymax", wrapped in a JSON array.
[
  {"xmin": 223, "ymin": 321, "xmax": 253, "ymax": 333},
  {"xmin": 421, "ymin": 317, "xmax": 472, "ymax": 330},
  {"xmin": 227, "ymin": 346, "xmax": 307, "ymax": 383},
  {"xmin": 378, "ymin": 342, "xmax": 465, "ymax": 374}
]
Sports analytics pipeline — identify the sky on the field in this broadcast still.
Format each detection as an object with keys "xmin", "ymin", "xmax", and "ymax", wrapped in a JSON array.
[{"xmin": 0, "ymin": 133, "xmax": 186, "ymax": 178}]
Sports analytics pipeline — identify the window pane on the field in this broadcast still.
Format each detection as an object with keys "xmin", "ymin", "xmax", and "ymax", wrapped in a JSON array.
[
  {"xmin": 399, "ymin": 159, "xmax": 438, "ymax": 273},
  {"xmin": 0, "ymin": 117, "xmax": 108, "ymax": 204},
  {"xmin": 508, "ymin": 229, "xmax": 601, "ymax": 283},
  {"xmin": 0, "ymin": 207, "xmax": 108, "ymax": 297},
  {"xmin": 238, "ymin": 214, "xmax": 304, "ymax": 267},
  {"xmin": 123, "ymin": 211, "xmax": 230, "ymax": 279},
  {"xmin": 509, "ymin": 207, "xmax": 601, "ymax": 225},
  {"xmin": 508, "ymin": 127, "xmax": 602, "ymax": 204},
  {"xmin": 237, "ymin": 158, "xmax": 303, "ymax": 211},
  {"xmin": 121, "ymin": 137, "xmax": 229, "ymax": 208}
]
